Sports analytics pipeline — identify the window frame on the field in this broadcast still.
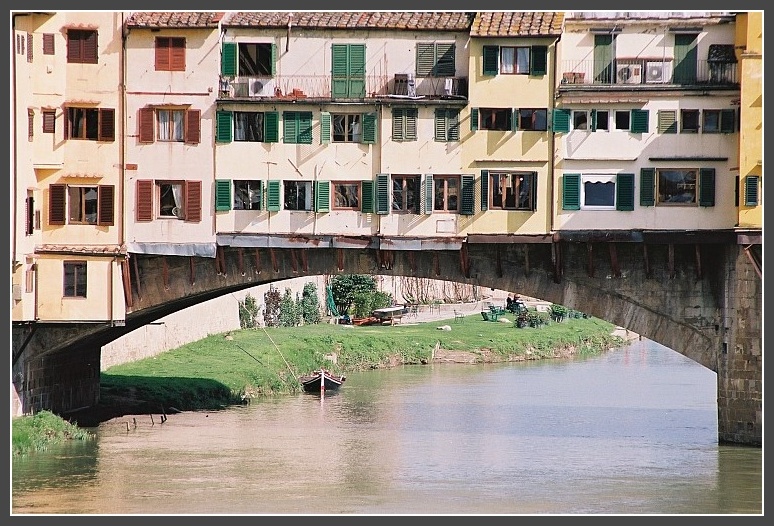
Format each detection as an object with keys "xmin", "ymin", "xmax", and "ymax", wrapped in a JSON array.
[
  {"xmin": 332, "ymin": 181, "xmax": 361, "ymax": 210},
  {"xmin": 238, "ymin": 42, "xmax": 274, "ymax": 76},
  {"xmin": 479, "ymin": 108, "xmax": 512, "ymax": 131},
  {"xmin": 63, "ymin": 260, "xmax": 87, "ymax": 298},
  {"xmin": 67, "ymin": 185, "xmax": 99, "ymax": 224},
  {"xmin": 391, "ymin": 175, "xmax": 420, "ymax": 213},
  {"xmin": 283, "ymin": 180, "xmax": 314, "ymax": 211},
  {"xmin": 155, "ymin": 36, "xmax": 186, "ymax": 71},
  {"xmin": 433, "ymin": 175, "xmax": 461, "ymax": 213},
  {"xmin": 156, "ymin": 180, "xmax": 186, "ymax": 219},
  {"xmin": 656, "ymin": 168, "xmax": 698, "ymax": 206},
  {"xmin": 233, "ymin": 111, "xmax": 265, "ymax": 142},
  {"xmin": 499, "ymin": 46, "xmax": 530, "ymax": 75},
  {"xmin": 572, "ymin": 110, "xmax": 589, "ymax": 131},
  {"xmin": 66, "ymin": 29, "xmax": 97, "ymax": 64},
  {"xmin": 517, "ymin": 108, "xmax": 548, "ymax": 131},
  {"xmin": 65, "ymin": 106, "xmax": 115, "ymax": 141},
  {"xmin": 488, "ymin": 171, "xmax": 536, "ymax": 211},
  {"xmin": 580, "ymin": 174, "xmax": 617, "ymax": 210},
  {"xmin": 233, "ymin": 180, "xmax": 263, "ymax": 210},
  {"xmin": 332, "ymin": 113, "xmax": 363, "ymax": 143},
  {"xmin": 593, "ymin": 110, "xmax": 609, "ymax": 131},
  {"xmin": 614, "ymin": 110, "xmax": 631, "ymax": 131},
  {"xmin": 681, "ymin": 109, "xmax": 700, "ymax": 133}
]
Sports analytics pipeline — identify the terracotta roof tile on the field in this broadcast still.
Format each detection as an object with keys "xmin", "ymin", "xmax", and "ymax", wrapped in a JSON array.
[
  {"xmin": 222, "ymin": 11, "xmax": 475, "ymax": 31},
  {"xmin": 126, "ymin": 12, "xmax": 225, "ymax": 28},
  {"xmin": 471, "ymin": 12, "xmax": 564, "ymax": 37}
]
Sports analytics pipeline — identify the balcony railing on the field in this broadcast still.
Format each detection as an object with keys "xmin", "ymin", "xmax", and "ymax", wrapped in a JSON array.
[
  {"xmin": 218, "ymin": 74, "xmax": 468, "ymax": 100},
  {"xmin": 559, "ymin": 59, "xmax": 738, "ymax": 87}
]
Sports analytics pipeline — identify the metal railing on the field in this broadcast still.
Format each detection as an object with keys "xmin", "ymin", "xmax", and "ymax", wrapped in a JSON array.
[
  {"xmin": 558, "ymin": 59, "xmax": 738, "ymax": 87},
  {"xmin": 218, "ymin": 74, "xmax": 468, "ymax": 100}
]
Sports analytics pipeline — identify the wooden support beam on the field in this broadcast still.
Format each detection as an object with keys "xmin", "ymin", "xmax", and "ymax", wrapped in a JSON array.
[
  {"xmin": 408, "ymin": 252, "xmax": 416, "ymax": 274},
  {"xmin": 132, "ymin": 254, "xmax": 142, "ymax": 300},
  {"xmin": 608, "ymin": 243, "xmax": 620, "ymax": 278},
  {"xmin": 162, "ymin": 256, "xmax": 169, "ymax": 290},
  {"xmin": 434, "ymin": 252, "xmax": 440, "ymax": 276},
  {"xmin": 694, "ymin": 244, "xmax": 702, "ymax": 280},
  {"xmin": 643, "ymin": 243, "xmax": 651, "ymax": 278},
  {"xmin": 668, "ymin": 243, "xmax": 675, "ymax": 279},
  {"xmin": 253, "ymin": 248, "xmax": 262, "ymax": 275},
  {"xmin": 378, "ymin": 250, "xmax": 393, "ymax": 270},
  {"xmin": 552, "ymin": 242, "xmax": 562, "ymax": 284},
  {"xmin": 238, "ymin": 248, "xmax": 245, "ymax": 276},
  {"xmin": 290, "ymin": 249, "xmax": 298, "ymax": 273},
  {"xmin": 216, "ymin": 246, "xmax": 227, "ymax": 275},
  {"xmin": 337, "ymin": 249, "xmax": 344, "ymax": 271},
  {"xmin": 586, "ymin": 242, "xmax": 594, "ymax": 277},
  {"xmin": 189, "ymin": 257, "xmax": 196, "ymax": 285},
  {"xmin": 270, "ymin": 248, "xmax": 279, "ymax": 273},
  {"xmin": 122, "ymin": 258, "xmax": 133, "ymax": 308},
  {"xmin": 301, "ymin": 248, "xmax": 308, "ymax": 272}
]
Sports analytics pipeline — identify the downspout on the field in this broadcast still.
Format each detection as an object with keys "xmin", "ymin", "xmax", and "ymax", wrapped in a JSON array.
[
  {"xmin": 11, "ymin": 15, "xmax": 19, "ymax": 265},
  {"xmin": 549, "ymin": 35, "xmax": 560, "ymax": 233},
  {"xmin": 120, "ymin": 14, "xmax": 126, "ymax": 254}
]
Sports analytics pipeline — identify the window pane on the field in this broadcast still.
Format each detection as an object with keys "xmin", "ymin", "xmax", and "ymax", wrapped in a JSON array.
[
  {"xmin": 334, "ymin": 183, "xmax": 359, "ymax": 208},
  {"xmin": 584, "ymin": 181, "xmax": 615, "ymax": 206},
  {"xmin": 658, "ymin": 169, "xmax": 697, "ymax": 204},
  {"xmin": 516, "ymin": 47, "xmax": 530, "ymax": 74},
  {"xmin": 501, "ymin": 47, "xmax": 515, "ymax": 74}
]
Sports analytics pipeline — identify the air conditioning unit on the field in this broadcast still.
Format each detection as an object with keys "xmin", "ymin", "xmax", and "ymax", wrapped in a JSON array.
[
  {"xmin": 248, "ymin": 78, "xmax": 275, "ymax": 96},
  {"xmin": 616, "ymin": 64, "xmax": 642, "ymax": 84},
  {"xmin": 393, "ymin": 73, "xmax": 416, "ymax": 96},
  {"xmin": 645, "ymin": 62, "xmax": 671, "ymax": 83}
]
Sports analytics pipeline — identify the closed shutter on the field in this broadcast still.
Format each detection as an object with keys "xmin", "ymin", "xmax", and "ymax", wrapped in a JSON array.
[
  {"xmin": 155, "ymin": 37, "xmax": 170, "ymax": 70},
  {"xmin": 639, "ymin": 168, "xmax": 656, "ymax": 206},
  {"xmin": 562, "ymin": 174, "xmax": 581, "ymax": 210},
  {"xmin": 393, "ymin": 109, "xmax": 405, "ymax": 140},
  {"xmin": 699, "ymin": 168, "xmax": 715, "ymax": 207},
  {"xmin": 43, "ymin": 33, "xmax": 54, "ymax": 55},
  {"xmin": 483, "ymin": 45, "xmax": 499, "ymax": 76},
  {"xmin": 98, "ymin": 108, "xmax": 115, "ymax": 141},
  {"xmin": 530, "ymin": 45, "xmax": 547, "ymax": 75},
  {"xmin": 744, "ymin": 175, "xmax": 759, "ymax": 206},
  {"xmin": 221, "ymin": 42, "xmax": 236, "ymax": 76},
  {"xmin": 470, "ymin": 108, "xmax": 479, "ymax": 131},
  {"xmin": 315, "ymin": 181, "xmax": 330, "ymax": 213},
  {"xmin": 331, "ymin": 44, "xmax": 349, "ymax": 97},
  {"xmin": 406, "ymin": 108, "xmax": 417, "ymax": 140},
  {"xmin": 720, "ymin": 109, "xmax": 735, "ymax": 133},
  {"xmin": 298, "ymin": 112, "xmax": 312, "ymax": 144},
  {"xmin": 216, "ymin": 111, "xmax": 232, "ymax": 143},
  {"xmin": 435, "ymin": 109, "xmax": 446, "ymax": 141},
  {"xmin": 97, "ymin": 185, "xmax": 114, "ymax": 226},
  {"xmin": 320, "ymin": 111, "xmax": 330, "ymax": 144},
  {"xmin": 460, "ymin": 174, "xmax": 475, "ymax": 215},
  {"xmin": 529, "ymin": 172, "xmax": 538, "ymax": 211},
  {"xmin": 215, "ymin": 179, "xmax": 231, "ymax": 211},
  {"xmin": 376, "ymin": 173, "xmax": 389, "ymax": 215},
  {"xmin": 266, "ymin": 180, "xmax": 281, "ymax": 211},
  {"xmin": 423, "ymin": 174, "xmax": 434, "ymax": 214},
  {"xmin": 42, "ymin": 110, "xmax": 55, "ymax": 133},
  {"xmin": 616, "ymin": 173, "xmax": 635, "ymax": 211},
  {"xmin": 270, "ymin": 43, "xmax": 277, "ymax": 76},
  {"xmin": 630, "ymin": 109, "xmax": 649, "ymax": 133},
  {"xmin": 361, "ymin": 180, "xmax": 374, "ymax": 213},
  {"xmin": 362, "ymin": 112, "xmax": 377, "ymax": 144},
  {"xmin": 448, "ymin": 110, "xmax": 459, "ymax": 140},
  {"xmin": 170, "ymin": 38, "xmax": 185, "ymax": 71},
  {"xmin": 348, "ymin": 44, "xmax": 366, "ymax": 97},
  {"xmin": 185, "ymin": 109, "xmax": 201, "ymax": 144},
  {"xmin": 552, "ymin": 109, "xmax": 570, "ymax": 133},
  {"xmin": 139, "ymin": 108, "xmax": 155, "ymax": 143},
  {"xmin": 658, "ymin": 110, "xmax": 677, "ymax": 133},
  {"xmin": 416, "ymin": 43, "xmax": 435, "ymax": 77},
  {"xmin": 264, "ymin": 112, "xmax": 279, "ymax": 143},
  {"xmin": 27, "ymin": 33, "xmax": 33, "ymax": 62},
  {"xmin": 435, "ymin": 43, "xmax": 455, "ymax": 77},
  {"xmin": 49, "ymin": 184, "xmax": 66, "ymax": 225},
  {"xmin": 82, "ymin": 30, "xmax": 97, "ymax": 64},
  {"xmin": 480, "ymin": 170, "xmax": 489, "ymax": 211},
  {"xmin": 136, "ymin": 180, "xmax": 154, "ymax": 222},
  {"xmin": 185, "ymin": 180, "xmax": 202, "ymax": 222}
]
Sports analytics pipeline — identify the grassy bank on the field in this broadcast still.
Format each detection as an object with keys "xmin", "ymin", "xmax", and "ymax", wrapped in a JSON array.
[
  {"xmin": 13, "ymin": 313, "xmax": 624, "ymax": 452},
  {"xmin": 12, "ymin": 410, "xmax": 94, "ymax": 457}
]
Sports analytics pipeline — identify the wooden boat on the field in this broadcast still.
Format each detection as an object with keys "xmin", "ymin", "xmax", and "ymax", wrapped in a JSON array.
[{"xmin": 298, "ymin": 368, "xmax": 346, "ymax": 393}]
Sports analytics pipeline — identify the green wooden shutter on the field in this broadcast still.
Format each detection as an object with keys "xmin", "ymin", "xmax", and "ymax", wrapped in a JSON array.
[
  {"xmin": 299, "ymin": 112, "xmax": 312, "ymax": 144},
  {"xmin": 315, "ymin": 181, "xmax": 330, "ymax": 212},
  {"xmin": 590, "ymin": 109, "xmax": 597, "ymax": 132},
  {"xmin": 270, "ymin": 43, "xmax": 277, "ymax": 76},
  {"xmin": 266, "ymin": 180, "xmax": 281, "ymax": 211},
  {"xmin": 361, "ymin": 180, "xmax": 374, "ymax": 213},
  {"xmin": 264, "ymin": 111, "xmax": 279, "ymax": 143},
  {"xmin": 216, "ymin": 110, "xmax": 232, "ymax": 143},
  {"xmin": 416, "ymin": 43, "xmax": 435, "ymax": 77},
  {"xmin": 562, "ymin": 173, "xmax": 581, "ymax": 210},
  {"xmin": 221, "ymin": 42, "xmax": 236, "ymax": 76},
  {"xmin": 320, "ymin": 111, "xmax": 330, "ymax": 144},
  {"xmin": 435, "ymin": 43, "xmax": 455, "ymax": 77},
  {"xmin": 362, "ymin": 112, "xmax": 376, "ymax": 144},
  {"xmin": 552, "ymin": 109, "xmax": 570, "ymax": 133},
  {"xmin": 349, "ymin": 44, "xmax": 366, "ymax": 97},
  {"xmin": 640, "ymin": 168, "xmax": 655, "ymax": 206},
  {"xmin": 480, "ymin": 170, "xmax": 489, "ymax": 211},
  {"xmin": 512, "ymin": 108, "xmax": 519, "ymax": 131},
  {"xmin": 331, "ymin": 44, "xmax": 349, "ymax": 98},
  {"xmin": 215, "ymin": 179, "xmax": 231, "ymax": 211},
  {"xmin": 434, "ymin": 108, "xmax": 446, "ymax": 141},
  {"xmin": 630, "ymin": 109, "xmax": 649, "ymax": 133},
  {"xmin": 616, "ymin": 173, "xmax": 635, "ymax": 211},
  {"xmin": 406, "ymin": 108, "xmax": 417, "ymax": 140},
  {"xmin": 376, "ymin": 173, "xmax": 390, "ymax": 215},
  {"xmin": 744, "ymin": 176, "xmax": 759, "ymax": 206},
  {"xmin": 658, "ymin": 110, "xmax": 677, "ymax": 133},
  {"xmin": 699, "ymin": 168, "xmax": 715, "ymax": 207},
  {"xmin": 470, "ymin": 108, "xmax": 479, "ymax": 131},
  {"xmin": 460, "ymin": 174, "xmax": 475, "ymax": 215},
  {"xmin": 424, "ymin": 174, "xmax": 434, "ymax": 214},
  {"xmin": 482, "ymin": 45, "xmax": 499, "ymax": 76},
  {"xmin": 530, "ymin": 45, "xmax": 547, "ymax": 75},
  {"xmin": 283, "ymin": 111, "xmax": 297, "ymax": 143},
  {"xmin": 720, "ymin": 109, "xmax": 735, "ymax": 133},
  {"xmin": 393, "ymin": 108, "xmax": 405, "ymax": 141},
  {"xmin": 530, "ymin": 172, "xmax": 538, "ymax": 211},
  {"xmin": 448, "ymin": 109, "xmax": 459, "ymax": 140}
]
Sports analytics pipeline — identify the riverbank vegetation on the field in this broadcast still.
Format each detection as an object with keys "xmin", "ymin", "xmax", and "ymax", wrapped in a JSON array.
[{"xmin": 12, "ymin": 410, "xmax": 94, "ymax": 457}]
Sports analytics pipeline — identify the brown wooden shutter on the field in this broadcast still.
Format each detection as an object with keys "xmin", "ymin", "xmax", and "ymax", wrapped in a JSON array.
[
  {"xmin": 170, "ymin": 38, "xmax": 185, "ymax": 71},
  {"xmin": 138, "ymin": 108, "xmax": 155, "ymax": 143},
  {"xmin": 99, "ymin": 108, "xmax": 115, "ymax": 141},
  {"xmin": 185, "ymin": 180, "xmax": 202, "ymax": 223},
  {"xmin": 42, "ymin": 110, "xmax": 55, "ymax": 133},
  {"xmin": 49, "ymin": 184, "xmax": 66, "ymax": 225},
  {"xmin": 97, "ymin": 185, "xmax": 115, "ymax": 226},
  {"xmin": 185, "ymin": 109, "xmax": 201, "ymax": 144},
  {"xmin": 43, "ymin": 33, "xmax": 54, "ymax": 55},
  {"xmin": 63, "ymin": 106, "xmax": 70, "ymax": 139},
  {"xmin": 28, "ymin": 110, "xmax": 34, "ymax": 140},
  {"xmin": 27, "ymin": 33, "xmax": 33, "ymax": 62},
  {"xmin": 136, "ymin": 180, "xmax": 154, "ymax": 222},
  {"xmin": 155, "ymin": 37, "xmax": 169, "ymax": 71},
  {"xmin": 83, "ymin": 30, "xmax": 97, "ymax": 64}
]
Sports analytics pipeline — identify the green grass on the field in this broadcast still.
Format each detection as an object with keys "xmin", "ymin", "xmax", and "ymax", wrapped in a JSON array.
[{"xmin": 12, "ymin": 410, "xmax": 94, "ymax": 457}]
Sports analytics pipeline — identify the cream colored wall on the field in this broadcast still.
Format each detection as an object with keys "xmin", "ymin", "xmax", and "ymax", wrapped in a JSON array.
[
  {"xmin": 737, "ymin": 11, "xmax": 762, "ymax": 229},
  {"xmin": 124, "ymin": 26, "xmax": 221, "ymax": 246},
  {"xmin": 34, "ymin": 256, "xmax": 125, "ymax": 322}
]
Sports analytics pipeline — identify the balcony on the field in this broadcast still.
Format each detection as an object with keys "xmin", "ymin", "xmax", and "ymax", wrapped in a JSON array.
[
  {"xmin": 558, "ymin": 59, "xmax": 738, "ymax": 89},
  {"xmin": 218, "ymin": 74, "xmax": 468, "ymax": 101}
]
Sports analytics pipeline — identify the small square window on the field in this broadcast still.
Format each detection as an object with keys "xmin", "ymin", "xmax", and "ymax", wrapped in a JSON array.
[
  {"xmin": 614, "ymin": 110, "xmax": 630, "ymax": 131},
  {"xmin": 63, "ymin": 261, "xmax": 87, "ymax": 298},
  {"xmin": 681, "ymin": 110, "xmax": 700, "ymax": 133},
  {"xmin": 333, "ymin": 182, "xmax": 360, "ymax": 209},
  {"xmin": 573, "ymin": 111, "xmax": 589, "ymax": 130},
  {"xmin": 480, "ymin": 108, "xmax": 512, "ymax": 131}
]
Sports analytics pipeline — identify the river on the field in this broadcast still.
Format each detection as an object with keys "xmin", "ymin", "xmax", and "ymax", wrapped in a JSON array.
[{"xmin": 11, "ymin": 338, "xmax": 762, "ymax": 515}]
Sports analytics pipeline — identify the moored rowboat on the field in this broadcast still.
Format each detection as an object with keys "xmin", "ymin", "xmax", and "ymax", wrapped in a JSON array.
[{"xmin": 298, "ymin": 368, "xmax": 346, "ymax": 393}]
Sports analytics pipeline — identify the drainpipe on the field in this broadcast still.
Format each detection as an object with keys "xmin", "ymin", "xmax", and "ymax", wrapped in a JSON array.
[
  {"xmin": 11, "ymin": 15, "xmax": 19, "ymax": 265},
  {"xmin": 120, "ymin": 14, "xmax": 126, "ymax": 252},
  {"xmin": 549, "ymin": 35, "xmax": 560, "ymax": 233}
]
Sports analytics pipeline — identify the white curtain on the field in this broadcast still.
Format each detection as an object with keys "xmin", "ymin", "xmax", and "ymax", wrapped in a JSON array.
[
  {"xmin": 172, "ymin": 183, "xmax": 183, "ymax": 216},
  {"xmin": 173, "ymin": 111, "xmax": 184, "ymax": 141},
  {"xmin": 158, "ymin": 110, "xmax": 171, "ymax": 141}
]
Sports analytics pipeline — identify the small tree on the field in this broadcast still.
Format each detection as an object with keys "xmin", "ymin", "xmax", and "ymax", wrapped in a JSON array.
[
  {"xmin": 263, "ymin": 286, "xmax": 282, "ymax": 327},
  {"xmin": 238, "ymin": 293, "xmax": 261, "ymax": 329},
  {"xmin": 278, "ymin": 288, "xmax": 301, "ymax": 327},
  {"xmin": 300, "ymin": 282, "xmax": 322, "ymax": 325},
  {"xmin": 330, "ymin": 274, "xmax": 378, "ymax": 315}
]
